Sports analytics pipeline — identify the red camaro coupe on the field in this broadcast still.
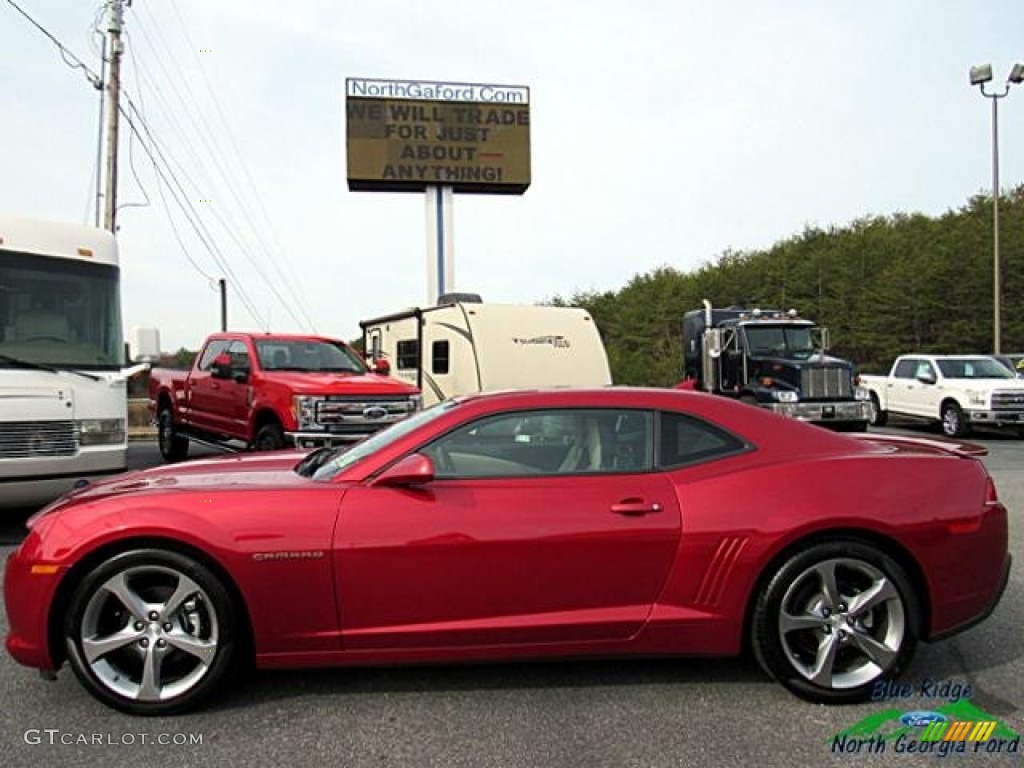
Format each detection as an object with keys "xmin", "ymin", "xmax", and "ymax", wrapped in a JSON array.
[{"xmin": 4, "ymin": 388, "xmax": 1011, "ymax": 715}]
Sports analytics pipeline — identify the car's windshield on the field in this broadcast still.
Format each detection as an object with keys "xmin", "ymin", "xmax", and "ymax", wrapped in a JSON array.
[
  {"xmin": 743, "ymin": 325, "xmax": 816, "ymax": 358},
  {"xmin": 309, "ymin": 400, "xmax": 459, "ymax": 481},
  {"xmin": 254, "ymin": 338, "xmax": 368, "ymax": 373},
  {"xmin": 936, "ymin": 358, "xmax": 1015, "ymax": 379}
]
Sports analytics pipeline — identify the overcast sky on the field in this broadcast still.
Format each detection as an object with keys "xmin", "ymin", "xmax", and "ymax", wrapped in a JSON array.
[{"xmin": 4, "ymin": 0, "xmax": 1024, "ymax": 353}]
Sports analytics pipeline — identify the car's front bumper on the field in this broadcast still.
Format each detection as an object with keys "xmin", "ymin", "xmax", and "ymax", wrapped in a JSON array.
[
  {"xmin": 4, "ymin": 536, "xmax": 65, "ymax": 671},
  {"xmin": 967, "ymin": 409, "xmax": 1024, "ymax": 426},
  {"xmin": 286, "ymin": 431, "xmax": 379, "ymax": 449},
  {"xmin": 765, "ymin": 401, "xmax": 872, "ymax": 423}
]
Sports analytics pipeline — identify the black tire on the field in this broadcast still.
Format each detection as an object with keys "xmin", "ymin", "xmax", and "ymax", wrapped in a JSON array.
[
  {"xmin": 868, "ymin": 394, "xmax": 887, "ymax": 427},
  {"xmin": 941, "ymin": 401, "xmax": 969, "ymax": 438},
  {"xmin": 63, "ymin": 548, "xmax": 237, "ymax": 715},
  {"xmin": 157, "ymin": 407, "xmax": 189, "ymax": 462},
  {"xmin": 751, "ymin": 539, "xmax": 919, "ymax": 704},
  {"xmin": 252, "ymin": 422, "xmax": 286, "ymax": 451}
]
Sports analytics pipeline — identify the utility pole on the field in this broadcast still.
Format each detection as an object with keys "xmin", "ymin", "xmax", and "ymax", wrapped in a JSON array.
[
  {"xmin": 219, "ymin": 278, "xmax": 228, "ymax": 331},
  {"xmin": 102, "ymin": 0, "xmax": 128, "ymax": 233}
]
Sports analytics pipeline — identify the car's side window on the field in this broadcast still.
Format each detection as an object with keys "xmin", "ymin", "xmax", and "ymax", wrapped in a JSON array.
[
  {"xmin": 893, "ymin": 359, "xmax": 917, "ymax": 378},
  {"xmin": 914, "ymin": 361, "xmax": 935, "ymax": 380},
  {"xmin": 421, "ymin": 408, "xmax": 655, "ymax": 479},
  {"xmin": 226, "ymin": 340, "xmax": 251, "ymax": 374},
  {"xmin": 658, "ymin": 411, "xmax": 747, "ymax": 468},
  {"xmin": 197, "ymin": 339, "xmax": 230, "ymax": 371}
]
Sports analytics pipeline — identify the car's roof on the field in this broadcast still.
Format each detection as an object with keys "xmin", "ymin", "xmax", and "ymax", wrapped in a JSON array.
[
  {"xmin": 449, "ymin": 387, "xmax": 855, "ymax": 447},
  {"xmin": 214, "ymin": 332, "xmax": 350, "ymax": 343},
  {"xmin": 905, "ymin": 354, "xmax": 1003, "ymax": 360}
]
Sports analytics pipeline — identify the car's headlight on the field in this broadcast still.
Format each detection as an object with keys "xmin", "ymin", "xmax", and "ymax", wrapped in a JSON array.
[
  {"xmin": 775, "ymin": 391, "xmax": 799, "ymax": 403},
  {"xmin": 854, "ymin": 386, "xmax": 870, "ymax": 401},
  {"xmin": 292, "ymin": 396, "xmax": 321, "ymax": 429},
  {"xmin": 965, "ymin": 389, "xmax": 987, "ymax": 407},
  {"xmin": 77, "ymin": 418, "xmax": 126, "ymax": 446},
  {"xmin": 409, "ymin": 394, "xmax": 422, "ymax": 411}
]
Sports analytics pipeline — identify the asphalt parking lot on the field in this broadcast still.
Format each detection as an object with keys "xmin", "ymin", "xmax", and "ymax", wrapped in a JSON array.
[{"xmin": 1, "ymin": 426, "xmax": 1022, "ymax": 768}]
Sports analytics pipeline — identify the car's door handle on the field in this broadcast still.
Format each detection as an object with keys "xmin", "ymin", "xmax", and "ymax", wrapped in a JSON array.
[{"xmin": 611, "ymin": 500, "xmax": 662, "ymax": 516}]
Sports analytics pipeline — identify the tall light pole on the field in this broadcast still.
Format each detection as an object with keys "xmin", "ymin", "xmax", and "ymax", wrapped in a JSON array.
[{"xmin": 970, "ymin": 63, "xmax": 1023, "ymax": 354}]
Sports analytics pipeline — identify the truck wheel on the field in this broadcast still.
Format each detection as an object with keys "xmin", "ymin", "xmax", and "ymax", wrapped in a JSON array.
[
  {"xmin": 253, "ymin": 423, "xmax": 286, "ymax": 451},
  {"xmin": 868, "ymin": 394, "xmax": 887, "ymax": 427},
  {"xmin": 157, "ymin": 407, "xmax": 189, "ymax": 462},
  {"xmin": 751, "ymin": 539, "xmax": 918, "ymax": 704},
  {"xmin": 940, "ymin": 402, "xmax": 969, "ymax": 438}
]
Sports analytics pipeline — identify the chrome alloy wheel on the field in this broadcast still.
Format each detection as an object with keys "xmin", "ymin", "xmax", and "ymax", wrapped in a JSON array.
[
  {"xmin": 78, "ymin": 565, "xmax": 219, "ymax": 702},
  {"xmin": 777, "ymin": 557, "xmax": 905, "ymax": 690}
]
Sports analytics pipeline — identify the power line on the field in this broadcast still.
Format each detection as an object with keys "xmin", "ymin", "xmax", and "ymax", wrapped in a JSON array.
[
  {"xmin": 128, "ymin": 8, "xmax": 312, "ymax": 331},
  {"xmin": 7, "ymin": 0, "xmax": 304, "ymax": 334},
  {"xmin": 4, "ymin": 0, "xmax": 102, "ymax": 88},
  {"xmin": 119, "ymin": 93, "xmax": 269, "ymax": 328},
  {"xmin": 165, "ymin": 0, "xmax": 319, "ymax": 332}
]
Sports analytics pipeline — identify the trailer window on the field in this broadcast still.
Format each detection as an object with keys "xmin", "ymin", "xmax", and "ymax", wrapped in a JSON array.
[
  {"xmin": 431, "ymin": 340, "xmax": 450, "ymax": 374},
  {"xmin": 397, "ymin": 339, "xmax": 419, "ymax": 370}
]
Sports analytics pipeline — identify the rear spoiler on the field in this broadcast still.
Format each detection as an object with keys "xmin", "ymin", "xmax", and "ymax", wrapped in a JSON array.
[{"xmin": 851, "ymin": 433, "xmax": 988, "ymax": 458}]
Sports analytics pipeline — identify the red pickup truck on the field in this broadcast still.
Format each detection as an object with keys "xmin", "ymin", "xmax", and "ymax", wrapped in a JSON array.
[{"xmin": 148, "ymin": 332, "xmax": 421, "ymax": 461}]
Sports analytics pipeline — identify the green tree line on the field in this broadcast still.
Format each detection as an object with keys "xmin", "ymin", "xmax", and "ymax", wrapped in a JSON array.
[{"xmin": 554, "ymin": 187, "xmax": 1024, "ymax": 386}]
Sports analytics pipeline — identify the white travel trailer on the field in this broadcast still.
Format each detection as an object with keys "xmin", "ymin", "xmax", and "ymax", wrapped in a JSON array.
[{"xmin": 360, "ymin": 295, "xmax": 612, "ymax": 406}]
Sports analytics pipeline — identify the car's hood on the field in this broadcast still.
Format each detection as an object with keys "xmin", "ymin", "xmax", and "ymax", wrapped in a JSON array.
[
  {"xmin": 947, "ymin": 378, "xmax": 1024, "ymax": 389},
  {"xmin": 33, "ymin": 451, "xmax": 312, "ymax": 518},
  {"xmin": 262, "ymin": 371, "xmax": 418, "ymax": 396}
]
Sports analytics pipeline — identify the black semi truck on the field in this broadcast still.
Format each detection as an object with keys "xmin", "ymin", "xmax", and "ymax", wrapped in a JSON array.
[{"xmin": 680, "ymin": 301, "xmax": 871, "ymax": 431}]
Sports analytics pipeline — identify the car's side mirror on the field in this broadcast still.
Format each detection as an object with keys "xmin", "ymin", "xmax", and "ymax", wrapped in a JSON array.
[
  {"xmin": 211, "ymin": 353, "xmax": 233, "ymax": 379},
  {"xmin": 372, "ymin": 357, "xmax": 391, "ymax": 375},
  {"xmin": 917, "ymin": 372, "xmax": 937, "ymax": 386},
  {"xmin": 232, "ymin": 369, "xmax": 250, "ymax": 384},
  {"xmin": 374, "ymin": 453, "xmax": 435, "ymax": 487}
]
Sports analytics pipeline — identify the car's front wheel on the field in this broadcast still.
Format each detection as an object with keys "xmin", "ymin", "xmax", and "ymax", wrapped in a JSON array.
[
  {"xmin": 751, "ymin": 540, "xmax": 919, "ymax": 703},
  {"xmin": 941, "ymin": 402, "xmax": 969, "ymax": 438},
  {"xmin": 63, "ymin": 548, "xmax": 237, "ymax": 715}
]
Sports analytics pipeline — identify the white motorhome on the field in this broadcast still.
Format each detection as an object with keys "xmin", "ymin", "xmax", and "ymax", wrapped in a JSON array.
[
  {"xmin": 0, "ymin": 216, "xmax": 142, "ymax": 507},
  {"xmin": 360, "ymin": 295, "xmax": 612, "ymax": 406}
]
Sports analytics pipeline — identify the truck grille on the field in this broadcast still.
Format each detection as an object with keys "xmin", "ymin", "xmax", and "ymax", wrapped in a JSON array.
[
  {"xmin": 0, "ymin": 420, "xmax": 78, "ymax": 458},
  {"xmin": 992, "ymin": 390, "xmax": 1024, "ymax": 410},
  {"xmin": 315, "ymin": 396, "xmax": 417, "ymax": 429},
  {"xmin": 801, "ymin": 367, "xmax": 852, "ymax": 400}
]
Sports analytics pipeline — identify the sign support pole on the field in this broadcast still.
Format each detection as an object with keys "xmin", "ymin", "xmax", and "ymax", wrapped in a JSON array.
[{"xmin": 425, "ymin": 185, "xmax": 455, "ymax": 305}]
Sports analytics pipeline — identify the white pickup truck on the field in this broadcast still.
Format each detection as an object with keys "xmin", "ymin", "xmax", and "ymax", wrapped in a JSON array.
[{"xmin": 860, "ymin": 354, "xmax": 1024, "ymax": 437}]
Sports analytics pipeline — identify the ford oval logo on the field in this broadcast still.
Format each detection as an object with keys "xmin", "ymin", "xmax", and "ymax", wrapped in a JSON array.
[
  {"xmin": 362, "ymin": 406, "xmax": 389, "ymax": 420},
  {"xmin": 900, "ymin": 711, "xmax": 948, "ymax": 727}
]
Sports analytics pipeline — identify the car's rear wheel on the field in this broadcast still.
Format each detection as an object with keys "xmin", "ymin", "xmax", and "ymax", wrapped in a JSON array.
[
  {"xmin": 751, "ymin": 540, "xmax": 918, "ymax": 703},
  {"xmin": 63, "ymin": 549, "xmax": 236, "ymax": 715},
  {"xmin": 157, "ymin": 407, "xmax": 189, "ymax": 462}
]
